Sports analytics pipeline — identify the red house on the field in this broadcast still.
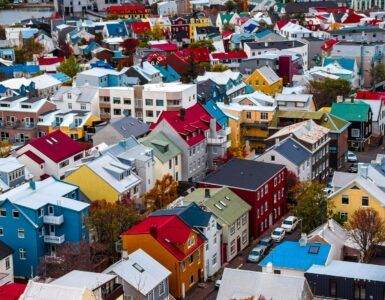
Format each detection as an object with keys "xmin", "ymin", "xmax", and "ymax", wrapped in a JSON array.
[{"xmin": 199, "ymin": 158, "xmax": 287, "ymax": 239}]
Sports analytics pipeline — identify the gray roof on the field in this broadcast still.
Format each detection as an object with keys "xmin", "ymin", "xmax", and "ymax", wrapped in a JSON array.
[
  {"xmin": 52, "ymin": 86, "xmax": 98, "ymax": 103},
  {"xmin": 274, "ymin": 137, "xmax": 311, "ymax": 166},
  {"xmin": 110, "ymin": 116, "xmax": 149, "ymax": 139},
  {"xmin": 201, "ymin": 158, "xmax": 285, "ymax": 190},
  {"xmin": 306, "ymin": 260, "xmax": 385, "ymax": 282},
  {"xmin": 246, "ymin": 40, "xmax": 305, "ymax": 50}
]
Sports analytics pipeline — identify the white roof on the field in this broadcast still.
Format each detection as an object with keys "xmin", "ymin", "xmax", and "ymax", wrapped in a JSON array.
[
  {"xmin": 257, "ymin": 65, "xmax": 281, "ymax": 85},
  {"xmin": 104, "ymin": 249, "xmax": 171, "ymax": 296},
  {"xmin": 1, "ymin": 74, "xmax": 61, "ymax": 90},
  {"xmin": 307, "ymin": 260, "xmax": 385, "ymax": 282},
  {"xmin": 331, "ymin": 171, "xmax": 357, "ymax": 190},
  {"xmin": 196, "ymin": 69, "xmax": 241, "ymax": 85},
  {"xmin": 20, "ymin": 281, "xmax": 96, "ymax": 300},
  {"xmin": 0, "ymin": 156, "xmax": 24, "ymax": 173},
  {"xmin": 0, "ymin": 96, "xmax": 49, "ymax": 113},
  {"xmin": 217, "ymin": 268, "xmax": 309, "ymax": 300},
  {"xmin": 280, "ymin": 21, "xmax": 312, "ymax": 34},
  {"xmin": 52, "ymin": 270, "xmax": 116, "ymax": 291},
  {"xmin": 78, "ymin": 67, "xmax": 125, "ymax": 77},
  {"xmin": 361, "ymin": 99, "xmax": 382, "ymax": 121},
  {"xmin": 275, "ymin": 93, "xmax": 313, "ymax": 103},
  {"xmin": 143, "ymin": 82, "xmax": 194, "ymax": 92}
]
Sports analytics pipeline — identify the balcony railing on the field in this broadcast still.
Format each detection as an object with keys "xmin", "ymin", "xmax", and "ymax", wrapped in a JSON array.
[
  {"xmin": 207, "ymin": 136, "xmax": 227, "ymax": 145},
  {"xmin": 43, "ymin": 214, "xmax": 64, "ymax": 225},
  {"xmin": 104, "ymin": 284, "xmax": 124, "ymax": 300},
  {"xmin": 44, "ymin": 234, "xmax": 65, "ymax": 244}
]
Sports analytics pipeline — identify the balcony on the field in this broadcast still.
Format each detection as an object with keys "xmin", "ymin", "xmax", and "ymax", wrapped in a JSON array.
[
  {"xmin": 99, "ymin": 102, "xmax": 111, "ymax": 109},
  {"xmin": 43, "ymin": 214, "xmax": 64, "ymax": 225},
  {"xmin": 207, "ymin": 136, "xmax": 227, "ymax": 145},
  {"xmin": 104, "ymin": 284, "xmax": 124, "ymax": 300},
  {"xmin": 44, "ymin": 234, "xmax": 65, "ymax": 244}
]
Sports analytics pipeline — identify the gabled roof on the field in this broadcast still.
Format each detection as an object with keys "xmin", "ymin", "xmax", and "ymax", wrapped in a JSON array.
[
  {"xmin": 37, "ymin": 56, "xmax": 64, "ymax": 65},
  {"xmin": 355, "ymin": 90, "xmax": 385, "ymax": 101},
  {"xmin": 21, "ymin": 150, "xmax": 45, "ymax": 164},
  {"xmin": 203, "ymin": 100, "xmax": 228, "ymax": 128},
  {"xmin": 109, "ymin": 116, "xmax": 150, "ymax": 139},
  {"xmin": 154, "ymin": 64, "xmax": 181, "ymax": 83},
  {"xmin": 201, "ymin": 158, "xmax": 285, "ymax": 191},
  {"xmin": 257, "ymin": 66, "xmax": 281, "ymax": 85},
  {"xmin": 320, "ymin": 113, "xmax": 350, "ymax": 133},
  {"xmin": 141, "ymin": 131, "xmax": 181, "ymax": 163},
  {"xmin": 122, "ymin": 215, "xmax": 204, "ymax": 261},
  {"xmin": 323, "ymin": 57, "xmax": 355, "ymax": 71},
  {"xmin": 331, "ymin": 100, "xmax": 371, "ymax": 122},
  {"xmin": 273, "ymin": 137, "xmax": 311, "ymax": 166},
  {"xmin": 105, "ymin": 22, "xmax": 128, "ymax": 37},
  {"xmin": 175, "ymin": 48, "xmax": 210, "ymax": 63},
  {"xmin": 23, "ymin": 130, "xmax": 84, "ymax": 163},
  {"xmin": 0, "ymin": 283, "xmax": 26, "ymax": 300},
  {"xmin": 106, "ymin": 4, "xmax": 146, "ymax": 14},
  {"xmin": 52, "ymin": 270, "xmax": 116, "ymax": 290},
  {"xmin": 211, "ymin": 50, "xmax": 247, "ymax": 61},
  {"xmin": 130, "ymin": 21, "xmax": 151, "ymax": 34}
]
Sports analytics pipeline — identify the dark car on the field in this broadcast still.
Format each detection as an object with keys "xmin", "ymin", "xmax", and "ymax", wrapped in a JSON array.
[
  {"xmin": 258, "ymin": 236, "xmax": 273, "ymax": 250},
  {"xmin": 348, "ymin": 163, "xmax": 358, "ymax": 173}
]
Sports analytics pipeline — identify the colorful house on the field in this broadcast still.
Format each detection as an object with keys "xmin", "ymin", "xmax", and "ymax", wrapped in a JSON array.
[
  {"xmin": 188, "ymin": 14, "xmax": 212, "ymax": 42},
  {"xmin": 121, "ymin": 215, "xmax": 205, "ymax": 299},
  {"xmin": 244, "ymin": 66, "xmax": 283, "ymax": 96},
  {"xmin": 106, "ymin": 4, "xmax": 148, "ymax": 19}
]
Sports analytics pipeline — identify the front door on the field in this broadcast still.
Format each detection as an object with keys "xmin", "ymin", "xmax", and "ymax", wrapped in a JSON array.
[{"xmin": 49, "ymin": 225, "xmax": 55, "ymax": 236}]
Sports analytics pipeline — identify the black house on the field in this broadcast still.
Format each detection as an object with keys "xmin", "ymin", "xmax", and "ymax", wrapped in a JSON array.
[{"xmin": 305, "ymin": 260, "xmax": 385, "ymax": 300}]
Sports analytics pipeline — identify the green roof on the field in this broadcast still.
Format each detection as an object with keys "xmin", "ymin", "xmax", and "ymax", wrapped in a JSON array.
[
  {"xmin": 220, "ymin": 12, "xmax": 235, "ymax": 24},
  {"xmin": 140, "ymin": 132, "xmax": 181, "ymax": 163},
  {"xmin": 331, "ymin": 100, "xmax": 371, "ymax": 122},
  {"xmin": 320, "ymin": 113, "xmax": 350, "ymax": 133},
  {"xmin": 270, "ymin": 110, "xmax": 324, "ymax": 127},
  {"xmin": 182, "ymin": 187, "xmax": 251, "ymax": 225}
]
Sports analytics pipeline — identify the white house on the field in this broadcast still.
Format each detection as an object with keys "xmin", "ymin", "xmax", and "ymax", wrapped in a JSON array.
[
  {"xmin": 16, "ymin": 130, "xmax": 85, "ymax": 180},
  {"xmin": 0, "ymin": 241, "xmax": 13, "ymax": 285},
  {"xmin": 275, "ymin": 93, "xmax": 316, "ymax": 111}
]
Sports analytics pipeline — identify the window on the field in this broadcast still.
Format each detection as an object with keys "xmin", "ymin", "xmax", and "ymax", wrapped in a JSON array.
[
  {"xmin": 12, "ymin": 210, "xmax": 19, "ymax": 218},
  {"xmin": 80, "ymin": 104, "xmax": 86, "ymax": 110},
  {"xmin": 212, "ymin": 253, "xmax": 217, "ymax": 265},
  {"xmin": 242, "ymin": 229, "xmax": 247, "ymax": 244},
  {"xmin": 48, "ymin": 205, "xmax": 54, "ymax": 215},
  {"xmin": 330, "ymin": 280, "xmax": 337, "ymax": 297},
  {"xmin": 340, "ymin": 212, "xmax": 348, "ymax": 222},
  {"xmin": 18, "ymin": 228, "xmax": 25, "ymax": 238},
  {"xmin": 271, "ymin": 155, "xmax": 275, "ymax": 161},
  {"xmin": 74, "ymin": 153, "xmax": 83, "ymax": 161},
  {"xmin": 19, "ymin": 248, "xmax": 26, "ymax": 260},
  {"xmin": 260, "ymin": 112, "xmax": 268, "ymax": 120},
  {"xmin": 354, "ymin": 282, "xmax": 366, "ymax": 300},
  {"xmin": 0, "ymin": 227, "xmax": 3, "ymax": 236},
  {"xmin": 113, "ymin": 109, "xmax": 121, "ymax": 115},
  {"xmin": 188, "ymin": 235, "xmax": 195, "ymax": 248},
  {"xmin": 230, "ymin": 240, "xmax": 236, "ymax": 254},
  {"xmin": 112, "ymin": 97, "xmax": 121, "ymax": 104},
  {"xmin": 274, "ymin": 177, "xmax": 277, "ymax": 186},
  {"xmin": 230, "ymin": 224, "xmax": 235, "ymax": 235},
  {"xmin": 175, "ymin": 156, "xmax": 178, "ymax": 165},
  {"xmin": 264, "ymin": 184, "xmax": 268, "ymax": 194},
  {"xmin": 146, "ymin": 110, "xmax": 154, "ymax": 117},
  {"xmin": 242, "ymin": 213, "xmax": 247, "ymax": 225},
  {"xmin": 351, "ymin": 128, "xmax": 360, "ymax": 138},
  {"xmin": 145, "ymin": 99, "xmax": 153, "ymax": 106},
  {"xmin": 169, "ymin": 160, "xmax": 172, "ymax": 169},
  {"xmin": 123, "ymin": 98, "xmax": 131, "ymax": 105},
  {"xmin": 362, "ymin": 196, "xmax": 369, "ymax": 206},
  {"xmin": 158, "ymin": 281, "xmax": 165, "ymax": 296},
  {"xmin": 156, "ymin": 99, "xmax": 164, "ymax": 106},
  {"xmin": 341, "ymin": 195, "xmax": 349, "ymax": 205},
  {"xmin": 0, "ymin": 209, "xmax": 6, "ymax": 217},
  {"xmin": 59, "ymin": 160, "xmax": 69, "ymax": 168},
  {"xmin": 246, "ymin": 111, "xmax": 251, "ymax": 119},
  {"xmin": 236, "ymin": 218, "xmax": 241, "ymax": 229},
  {"xmin": 190, "ymin": 275, "xmax": 194, "ymax": 285},
  {"xmin": 5, "ymin": 257, "xmax": 10, "ymax": 270}
]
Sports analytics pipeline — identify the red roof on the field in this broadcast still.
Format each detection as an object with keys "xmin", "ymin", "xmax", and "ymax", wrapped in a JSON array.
[
  {"xmin": 106, "ymin": 4, "xmax": 146, "ymax": 14},
  {"xmin": 130, "ymin": 21, "xmax": 151, "ymax": 34},
  {"xmin": 315, "ymin": 7, "xmax": 351, "ymax": 13},
  {"xmin": 175, "ymin": 48, "xmax": 210, "ymax": 63},
  {"xmin": 211, "ymin": 50, "xmax": 247, "ymax": 61},
  {"xmin": 341, "ymin": 12, "xmax": 363, "ymax": 24},
  {"xmin": 150, "ymin": 103, "xmax": 222, "ymax": 146},
  {"xmin": 222, "ymin": 30, "xmax": 233, "ymax": 38},
  {"xmin": 122, "ymin": 215, "xmax": 204, "ymax": 260},
  {"xmin": 38, "ymin": 56, "xmax": 64, "ymax": 65},
  {"xmin": 356, "ymin": 91, "xmax": 385, "ymax": 101},
  {"xmin": 150, "ymin": 42, "xmax": 178, "ymax": 52},
  {"xmin": 321, "ymin": 38, "xmax": 338, "ymax": 51},
  {"xmin": 24, "ymin": 130, "xmax": 84, "ymax": 163},
  {"xmin": 165, "ymin": 53, "xmax": 189, "ymax": 74},
  {"xmin": 21, "ymin": 150, "xmax": 45, "ymax": 164},
  {"xmin": 0, "ymin": 283, "xmax": 26, "ymax": 300},
  {"xmin": 275, "ymin": 19, "xmax": 290, "ymax": 30}
]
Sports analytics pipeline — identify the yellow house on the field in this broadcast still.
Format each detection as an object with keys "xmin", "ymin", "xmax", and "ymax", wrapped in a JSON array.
[
  {"xmin": 37, "ymin": 111, "xmax": 99, "ymax": 140},
  {"xmin": 217, "ymin": 92, "xmax": 275, "ymax": 152},
  {"xmin": 189, "ymin": 15, "xmax": 211, "ymax": 42},
  {"xmin": 65, "ymin": 154, "xmax": 141, "ymax": 203},
  {"xmin": 244, "ymin": 66, "xmax": 283, "ymax": 96},
  {"xmin": 329, "ymin": 164, "xmax": 385, "ymax": 222}
]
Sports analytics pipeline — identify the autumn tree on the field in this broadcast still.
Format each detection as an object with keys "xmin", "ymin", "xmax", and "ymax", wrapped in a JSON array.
[
  {"xmin": 346, "ymin": 208, "xmax": 385, "ymax": 262},
  {"xmin": 14, "ymin": 39, "xmax": 44, "ymax": 63},
  {"xmin": 211, "ymin": 63, "xmax": 229, "ymax": 72},
  {"xmin": 57, "ymin": 55, "xmax": 80, "ymax": 78},
  {"xmin": 121, "ymin": 38, "xmax": 139, "ymax": 56},
  {"xmin": 307, "ymin": 78, "xmax": 352, "ymax": 109},
  {"xmin": 290, "ymin": 181, "xmax": 331, "ymax": 233},
  {"xmin": 224, "ymin": 0, "xmax": 237, "ymax": 12},
  {"xmin": 371, "ymin": 63, "xmax": 385, "ymax": 85},
  {"xmin": 189, "ymin": 39, "xmax": 215, "ymax": 52},
  {"xmin": 86, "ymin": 200, "xmax": 140, "ymax": 257},
  {"xmin": 143, "ymin": 174, "xmax": 178, "ymax": 211},
  {"xmin": 0, "ymin": 141, "xmax": 11, "ymax": 158},
  {"xmin": 59, "ymin": 42, "xmax": 73, "ymax": 58},
  {"xmin": 148, "ymin": 23, "xmax": 165, "ymax": 40}
]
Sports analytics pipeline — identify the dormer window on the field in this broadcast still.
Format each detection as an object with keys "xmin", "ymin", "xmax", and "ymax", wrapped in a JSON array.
[
  {"xmin": 67, "ymin": 93, "xmax": 72, "ymax": 99},
  {"xmin": 188, "ymin": 235, "xmax": 195, "ymax": 248}
]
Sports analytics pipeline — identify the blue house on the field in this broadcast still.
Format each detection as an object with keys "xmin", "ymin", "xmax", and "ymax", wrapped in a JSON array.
[
  {"xmin": 75, "ymin": 67, "xmax": 133, "ymax": 87},
  {"xmin": 204, "ymin": 100, "xmax": 228, "ymax": 128},
  {"xmin": 155, "ymin": 65, "xmax": 181, "ymax": 83},
  {"xmin": 0, "ymin": 64, "xmax": 40, "ymax": 79},
  {"xmin": 0, "ymin": 48, "xmax": 15, "ymax": 61},
  {"xmin": 103, "ymin": 22, "xmax": 129, "ymax": 38},
  {"xmin": 0, "ymin": 177, "xmax": 89, "ymax": 278},
  {"xmin": 259, "ymin": 241, "xmax": 331, "ymax": 275}
]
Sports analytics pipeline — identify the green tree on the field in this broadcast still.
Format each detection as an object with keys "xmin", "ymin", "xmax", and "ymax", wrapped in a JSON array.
[
  {"xmin": 86, "ymin": 200, "xmax": 140, "ymax": 257},
  {"xmin": 290, "ymin": 181, "xmax": 331, "ymax": 233},
  {"xmin": 307, "ymin": 78, "xmax": 352, "ymax": 109},
  {"xmin": 371, "ymin": 63, "xmax": 385, "ymax": 85},
  {"xmin": 211, "ymin": 63, "xmax": 229, "ymax": 72},
  {"xmin": 224, "ymin": 0, "xmax": 237, "ymax": 11},
  {"xmin": 190, "ymin": 39, "xmax": 215, "ymax": 52},
  {"xmin": 148, "ymin": 23, "xmax": 165, "ymax": 41},
  {"xmin": 0, "ymin": 0, "xmax": 9, "ymax": 9},
  {"xmin": 57, "ymin": 56, "xmax": 80, "ymax": 78},
  {"xmin": 14, "ymin": 39, "xmax": 44, "ymax": 63}
]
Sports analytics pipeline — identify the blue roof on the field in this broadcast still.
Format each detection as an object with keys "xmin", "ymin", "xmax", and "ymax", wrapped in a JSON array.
[
  {"xmin": 323, "ymin": 57, "xmax": 356, "ymax": 71},
  {"xmin": 21, "ymin": 28, "xmax": 38, "ymax": 39},
  {"xmin": 231, "ymin": 32, "xmax": 255, "ymax": 44},
  {"xmin": 83, "ymin": 41, "xmax": 100, "ymax": 55},
  {"xmin": 274, "ymin": 137, "xmax": 311, "ymax": 166},
  {"xmin": 204, "ymin": 100, "xmax": 228, "ymax": 128},
  {"xmin": 113, "ymin": 50, "xmax": 123, "ymax": 58},
  {"xmin": 244, "ymin": 84, "xmax": 254, "ymax": 94},
  {"xmin": 106, "ymin": 23, "xmax": 128, "ymax": 37},
  {"xmin": 259, "ymin": 241, "xmax": 331, "ymax": 271},
  {"xmin": 0, "ymin": 84, "xmax": 7, "ymax": 93},
  {"xmin": 51, "ymin": 72, "xmax": 71, "ymax": 83},
  {"xmin": 0, "ymin": 48, "xmax": 14, "ymax": 55},
  {"xmin": 0, "ymin": 64, "xmax": 40, "ymax": 76},
  {"xmin": 90, "ymin": 60, "xmax": 113, "ymax": 69},
  {"xmin": 243, "ymin": 23, "xmax": 258, "ymax": 33},
  {"xmin": 155, "ymin": 65, "xmax": 181, "ymax": 83},
  {"xmin": 255, "ymin": 29, "xmax": 273, "ymax": 38}
]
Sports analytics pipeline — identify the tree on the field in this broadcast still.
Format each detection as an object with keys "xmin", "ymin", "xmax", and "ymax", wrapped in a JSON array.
[
  {"xmin": 224, "ymin": 0, "xmax": 237, "ymax": 11},
  {"xmin": 286, "ymin": 171, "xmax": 299, "ymax": 204},
  {"xmin": 148, "ymin": 23, "xmax": 165, "ymax": 41},
  {"xmin": 290, "ymin": 181, "xmax": 331, "ymax": 233},
  {"xmin": 86, "ymin": 200, "xmax": 140, "ymax": 257},
  {"xmin": 121, "ymin": 38, "xmax": 139, "ymax": 56},
  {"xmin": 57, "ymin": 56, "xmax": 80, "ymax": 79},
  {"xmin": 211, "ymin": 63, "xmax": 229, "ymax": 72},
  {"xmin": 371, "ymin": 63, "xmax": 385, "ymax": 85},
  {"xmin": 189, "ymin": 39, "xmax": 215, "ymax": 52},
  {"xmin": 14, "ymin": 39, "xmax": 44, "ymax": 63},
  {"xmin": 0, "ymin": 141, "xmax": 11, "ymax": 158},
  {"xmin": 307, "ymin": 78, "xmax": 352, "ymax": 109},
  {"xmin": 0, "ymin": 26, "xmax": 5, "ymax": 40},
  {"xmin": 346, "ymin": 208, "xmax": 385, "ymax": 262},
  {"xmin": 59, "ymin": 42, "xmax": 73, "ymax": 58},
  {"xmin": 143, "ymin": 174, "xmax": 178, "ymax": 211}
]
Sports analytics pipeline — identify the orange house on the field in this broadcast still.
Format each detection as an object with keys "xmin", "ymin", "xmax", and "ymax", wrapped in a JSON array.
[{"xmin": 121, "ymin": 215, "xmax": 204, "ymax": 299}]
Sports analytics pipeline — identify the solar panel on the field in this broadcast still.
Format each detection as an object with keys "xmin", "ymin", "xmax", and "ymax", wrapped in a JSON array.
[{"xmin": 308, "ymin": 246, "xmax": 320, "ymax": 254}]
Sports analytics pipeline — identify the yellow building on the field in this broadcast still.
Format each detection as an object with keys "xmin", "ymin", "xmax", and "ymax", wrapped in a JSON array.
[
  {"xmin": 37, "ymin": 111, "xmax": 99, "ymax": 140},
  {"xmin": 329, "ymin": 164, "xmax": 385, "ymax": 222},
  {"xmin": 189, "ymin": 15, "xmax": 211, "ymax": 42},
  {"xmin": 244, "ymin": 66, "xmax": 283, "ymax": 96},
  {"xmin": 217, "ymin": 92, "xmax": 276, "ymax": 152}
]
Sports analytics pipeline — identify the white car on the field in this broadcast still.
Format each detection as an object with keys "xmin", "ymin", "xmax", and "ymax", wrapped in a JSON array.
[
  {"xmin": 281, "ymin": 216, "xmax": 299, "ymax": 233},
  {"xmin": 271, "ymin": 227, "xmax": 286, "ymax": 242},
  {"xmin": 347, "ymin": 151, "xmax": 358, "ymax": 162}
]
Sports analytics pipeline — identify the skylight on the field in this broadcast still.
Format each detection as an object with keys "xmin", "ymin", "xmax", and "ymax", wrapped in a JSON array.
[
  {"xmin": 214, "ymin": 204, "xmax": 223, "ymax": 210},
  {"xmin": 132, "ymin": 262, "xmax": 145, "ymax": 273},
  {"xmin": 219, "ymin": 200, "xmax": 227, "ymax": 207},
  {"xmin": 308, "ymin": 245, "xmax": 320, "ymax": 254}
]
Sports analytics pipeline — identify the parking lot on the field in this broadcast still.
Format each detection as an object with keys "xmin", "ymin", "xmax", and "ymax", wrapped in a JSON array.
[{"xmin": 186, "ymin": 216, "xmax": 301, "ymax": 300}]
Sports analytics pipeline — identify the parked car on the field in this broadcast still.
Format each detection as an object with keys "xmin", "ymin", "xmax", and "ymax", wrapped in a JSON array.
[
  {"xmin": 347, "ymin": 151, "xmax": 358, "ymax": 162},
  {"xmin": 281, "ymin": 216, "xmax": 299, "ymax": 233},
  {"xmin": 348, "ymin": 163, "xmax": 358, "ymax": 173},
  {"xmin": 271, "ymin": 227, "xmax": 286, "ymax": 242},
  {"xmin": 247, "ymin": 245, "xmax": 266, "ymax": 263},
  {"xmin": 258, "ymin": 236, "xmax": 273, "ymax": 251},
  {"xmin": 215, "ymin": 277, "xmax": 222, "ymax": 289}
]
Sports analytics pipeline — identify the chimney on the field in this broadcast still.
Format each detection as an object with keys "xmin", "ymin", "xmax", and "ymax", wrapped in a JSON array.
[
  {"xmin": 266, "ymin": 262, "xmax": 273, "ymax": 273},
  {"xmin": 179, "ymin": 108, "xmax": 186, "ymax": 120},
  {"xmin": 336, "ymin": 95, "xmax": 343, "ymax": 103},
  {"xmin": 29, "ymin": 179, "xmax": 36, "ymax": 190},
  {"xmin": 357, "ymin": 163, "xmax": 368, "ymax": 179},
  {"xmin": 299, "ymin": 233, "xmax": 307, "ymax": 247},
  {"xmin": 209, "ymin": 118, "xmax": 217, "ymax": 139},
  {"xmin": 264, "ymin": 41, "xmax": 268, "ymax": 47},
  {"xmin": 204, "ymin": 188, "xmax": 210, "ymax": 198},
  {"xmin": 149, "ymin": 225, "xmax": 157, "ymax": 237}
]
